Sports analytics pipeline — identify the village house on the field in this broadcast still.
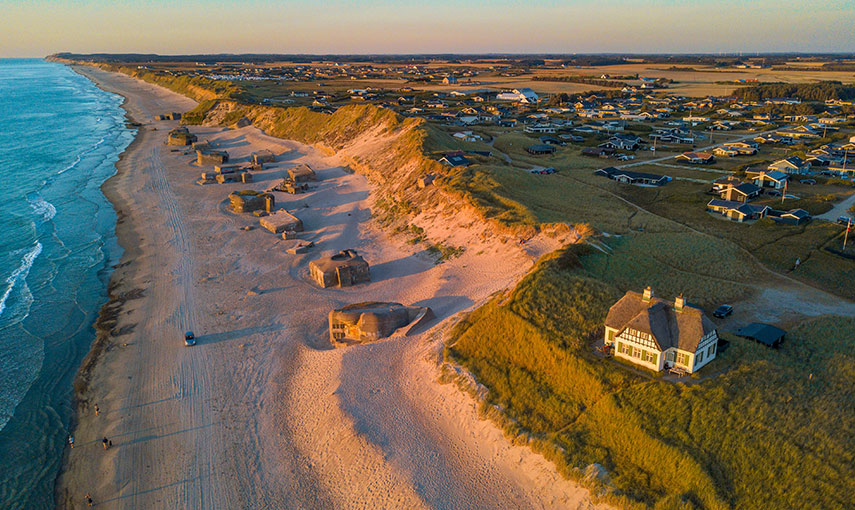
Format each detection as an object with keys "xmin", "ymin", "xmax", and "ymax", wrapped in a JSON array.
[
  {"xmin": 309, "ymin": 250, "xmax": 370, "ymax": 288},
  {"xmin": 524, "ymin": 123, "xmax": 556, "ymax": 134},
  {"xmin": 526, "ymin": 144, "xmax": 556, "ymax": 155},
  {"xmin": 496, "ymin": 88, "xmax": 539, "ymax": 104},
  {"xmin": 717, "ymin": 182, "xmax": 762, "ymax": 202},
  {"xmin": 766, "ymin": 208, "xmax": 811, "ymax": 225},
  {"xmin": 595, "ymin": 167, "xmax": 668, "ymax": 186},
  {"xmin": 776, "ymin": 125, "xmax": 820, "ymax": 140},
  {"xmin": 676, "ymin": 152, "xmax": 715, "ymax": 165},
  {"xmin": 650, "ymin": 128, "xmax": 694, "ymax": 144},
  {"xmin": 707, "ymin": 199, "xmax": 770, "ymax": 222},
  {"xmin": 827, "ymin": 162, "xmax": 855, "ymax": 176},
  {"xmin": 768, "ymin": 156, "xmax": 811, "ymax": 175},
  {"xmin": 438, "ymin": 152, "xmax": 471, "ymax": 167},
  {"xmin": 712, "ymin": 175, "xmax": 743, "ymax": 192},
  {"xmin": 604, "ymin": 287, "xmax": 719, "ymax": 374},
  {"xmin": 582, "ymin": 147, "xmax": 614, "ymax": 158},
  {"xmin": 754, "ymin": 133, "xmax": 794, "ymax": 145},
  {"xmin": 713, "ymin": 143, "xmax": 757, "ymax": 157},
  {"xmin": 599, "ymin": 134, "xmax": 641, "ymax": 151},
  {"xmin": 745, "ymin": 169, "xmax": 789, "ymax": 190},
  {"xmin": 328, "ymin": 302, "xmax": 434, "ymax": 345}
]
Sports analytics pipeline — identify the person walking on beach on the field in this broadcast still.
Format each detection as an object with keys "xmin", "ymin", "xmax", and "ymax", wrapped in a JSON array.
[
  {"xmin": 85, "ymin": 493, "xmax": 93, "ymax": 507},
  {"xmin": 94, "ymin": 403, "xmax": 100, "ymax": 416},
  {"xmin": 68, "ymin": 435, "xmax": 74, "ymax": 449},
  {"xmin": 102, "ymin": 437, "xmax": 109, "ymax": 450}
]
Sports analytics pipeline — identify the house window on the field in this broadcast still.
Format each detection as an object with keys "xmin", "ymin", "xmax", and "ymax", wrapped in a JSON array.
[
  {"xmin": 607, "ymin": 329, "xmax": 615, "ymax": 343},
  {"xmin": 644, "ymin": 351, "xmax": 658, "ymax": 365},
  {"xmin": 665, "ymin": 351, "xmax": 676, "ymax": 362},
  {"xmin": 676, "ymin": 352, "xmax": 690, "ymax": 366},
  {"xmin": 632, "ymin": 347, "xmax": 642, "ymax": 359},
  {"xmin": 708, "ymin": 344, "xmax": 716, "ymax": 356},
  {"xmin": 697, "ymin": 351, "xmax": 704, "ymax": 364}
]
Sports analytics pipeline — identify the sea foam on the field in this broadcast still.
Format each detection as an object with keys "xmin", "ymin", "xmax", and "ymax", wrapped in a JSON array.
[{"xmin": 0, "ymin": 243, "xmax": 42, "ymax": 321}]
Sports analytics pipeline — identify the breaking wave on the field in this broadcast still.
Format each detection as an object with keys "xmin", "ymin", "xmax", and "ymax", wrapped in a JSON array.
[
  {"xmin": 0, "ymin": 243, "xmax": 42, "ymax": 321},
  {"xmin": 27, "ymin": 194, "xmax": 56, "ymax": 222},
  {"xmin": 58, "ymin": 136, "xmax": 106, "ymax": 174}
]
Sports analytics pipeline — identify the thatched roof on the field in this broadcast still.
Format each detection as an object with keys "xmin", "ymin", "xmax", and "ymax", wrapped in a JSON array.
[{"xmin": 605, "ymin": 290, "xmax": 716, "ymax": 352}]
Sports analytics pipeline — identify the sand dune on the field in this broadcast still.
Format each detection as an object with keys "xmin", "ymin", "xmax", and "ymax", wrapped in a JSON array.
[{"xmin": 57, "ymin": 66, "xmax": 609, "ymax": 510}]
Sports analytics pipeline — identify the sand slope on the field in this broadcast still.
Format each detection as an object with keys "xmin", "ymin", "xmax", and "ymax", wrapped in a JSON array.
[{"xmin": 57, "ymin": 66, "xmax": 609, "ymax": 510}]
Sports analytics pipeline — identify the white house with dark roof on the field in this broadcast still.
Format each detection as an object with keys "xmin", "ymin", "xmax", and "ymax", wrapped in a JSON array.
[
  {"xmin": 604, "ymin": 287, "xmax": 719, "ymax": 373},
  {"xmin": 769, "ymin": 156, "xmax": 811, "ymax": 175},
  {"xmin": 745, "ymin": 169, "xmax": 789, "ymax": 189}
]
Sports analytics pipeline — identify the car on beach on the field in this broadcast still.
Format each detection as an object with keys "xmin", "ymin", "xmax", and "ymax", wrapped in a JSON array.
[
  {"xmin": 184, "ymin": 331, "xmax": 196, "ymax": 346},
  {"xmin": 713, "ymin": 305, "xmax": 733, "ymax": 318}
]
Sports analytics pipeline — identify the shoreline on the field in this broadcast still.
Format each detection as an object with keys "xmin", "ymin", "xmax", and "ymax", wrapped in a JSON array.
[
  {"xmin": 54, "ymin": 66, "xmax": 147, "ymax": 508},
  {"xmin": 54, "ymin": 64, "xmax": 608, "ymax": 510}
]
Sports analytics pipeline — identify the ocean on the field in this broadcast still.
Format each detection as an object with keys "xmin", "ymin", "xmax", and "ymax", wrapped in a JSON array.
[{"xmin": 0, "ymin": 59, "xmax": 133, "ymax": 508}]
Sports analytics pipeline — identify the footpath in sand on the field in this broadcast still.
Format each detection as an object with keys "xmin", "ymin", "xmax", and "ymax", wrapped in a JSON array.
[{"xmin": 57, "ymin": 66, "xmax": 611, "ymax": 509}]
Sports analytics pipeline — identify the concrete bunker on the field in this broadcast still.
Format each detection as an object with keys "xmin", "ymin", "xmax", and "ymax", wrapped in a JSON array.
[
  {"xmin": 328, "ymin": 302, "xmax": 434, "ymax": 346},
  {"xmin": 289, "ymin": 164, "xmax": 317, "ymax": 183},
  {"xmin": 228, "ymin": 190, "xmax": 275, "ymax": 214},
  {"xmin": 309, "ymin": 250, "xmax": 370, "ymax": 288},
  {"xmin": 259, "ymin": 209, "xmax": 303, "ymax": 234},
  {"xmin": 252, "ymin": 150, "xmax": 276, "ymax": 166},
  {"xmin": 197, "ymin": 149, "xmax": 230, "ymax": 166},
  {"xmin": 167, "ymin": 126, "xmax": 197, "ymax": 146}
]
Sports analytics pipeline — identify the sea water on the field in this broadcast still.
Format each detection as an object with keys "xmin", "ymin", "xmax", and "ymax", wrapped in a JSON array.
[{"xmin": 0, "ymin": 59, "xmax": 133, "ymax": 508}]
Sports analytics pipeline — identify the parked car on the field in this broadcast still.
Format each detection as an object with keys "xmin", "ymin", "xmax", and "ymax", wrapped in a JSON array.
[
  {"xmin": 766, "ymin": 190, "xmax": 782, "ymax": 197},
  {"xmin": 837, "ymin": 216, "xmax": 852, "ymax": 226},
  {"xmin": 713, "ymin": 305, "xmax": 733, "ymax": 318},
  {"xmin": 799, "ymin": 179, "xmax": 817, "ymax": 185},
  {"xmin": 184, "ymin": 331, "xmax": 196, "ymax": 346},
  {"xmin": 530, "ymin": 167, "xmax": 556, "ymax": 174}
]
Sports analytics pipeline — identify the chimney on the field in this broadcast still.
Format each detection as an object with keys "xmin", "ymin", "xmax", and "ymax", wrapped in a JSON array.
[
  {"xmin": 675, "ymin": 294, "xmax": 685, "ymax": 312},
  {"xmin": 642, "ymin": 286, "xmax": 653, "ymax": 303}
]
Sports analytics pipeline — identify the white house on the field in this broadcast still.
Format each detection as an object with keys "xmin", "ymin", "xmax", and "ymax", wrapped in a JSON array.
[
  {"xmin": 604, "ymin": 287, "xmax": 719, "ymax": 374},
  {"xmin": 496, "ymin": 88, "xmax": 539, "ymax": 104}
]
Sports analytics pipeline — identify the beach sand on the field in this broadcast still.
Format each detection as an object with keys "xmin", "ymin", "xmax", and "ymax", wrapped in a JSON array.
[{"xmin": 56, "ymin": 66, "xmax": 610, "ymax": 509}]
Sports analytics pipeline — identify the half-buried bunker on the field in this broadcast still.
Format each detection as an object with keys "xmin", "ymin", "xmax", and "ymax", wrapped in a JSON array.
[{"xmin": 328, "ymin": 302, "xmax": 434, "ymax": 346}]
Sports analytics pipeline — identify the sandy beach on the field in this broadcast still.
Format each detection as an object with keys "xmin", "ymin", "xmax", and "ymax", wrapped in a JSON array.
[{"xmin": 56, "ymin": 66, "xmax": 610, "ymax": 510}]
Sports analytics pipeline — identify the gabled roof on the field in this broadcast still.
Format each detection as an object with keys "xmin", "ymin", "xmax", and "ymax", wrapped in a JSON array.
[
  {"xmin": 605, "ymin": 291, "xmax": 716, "ymax": 353},
  {"xmin": 733, "ymin": 182, "xmax": 762, "ymax": 196},
  {"xmin": 745, "ymin": 169, "xmax": 788, "ymax": 182},
  {"xmin": 782, "ymin": 208, "xmax": 810, "ymax": 219},
  {"xmin": 439, "ymin": 153, "xmax": 471, "ymax": 167},
  {"xmin": 596, "ymin": 167, "xmax": 666, "ymax": 182}
]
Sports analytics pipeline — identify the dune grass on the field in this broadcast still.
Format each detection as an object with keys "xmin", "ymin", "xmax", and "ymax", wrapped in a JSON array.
[{"xmin": 447, "ymin": 245, "xmax": 855, "ymax": 510}]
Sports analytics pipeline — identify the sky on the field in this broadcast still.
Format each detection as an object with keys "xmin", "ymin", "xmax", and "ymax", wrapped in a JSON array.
[{"xmin": 3, "ymin": 0, "xmax": 855, "ymax": 57}]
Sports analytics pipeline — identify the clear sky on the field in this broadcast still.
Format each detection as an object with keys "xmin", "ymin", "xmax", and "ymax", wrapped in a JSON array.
[{"xmin": 3, "ymin": 0, "xmax": 854, "ymax": 57}]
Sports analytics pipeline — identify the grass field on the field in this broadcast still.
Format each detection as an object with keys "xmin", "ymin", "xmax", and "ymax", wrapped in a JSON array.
[{"xmin": 446, "ymin": 245, "xmax": 855, "ymax": 510}]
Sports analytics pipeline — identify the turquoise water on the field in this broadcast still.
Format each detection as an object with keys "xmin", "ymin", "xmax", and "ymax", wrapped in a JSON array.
[{"xmin": 0, "ymin": 59, "xmax": 133, "ymax": 508}]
